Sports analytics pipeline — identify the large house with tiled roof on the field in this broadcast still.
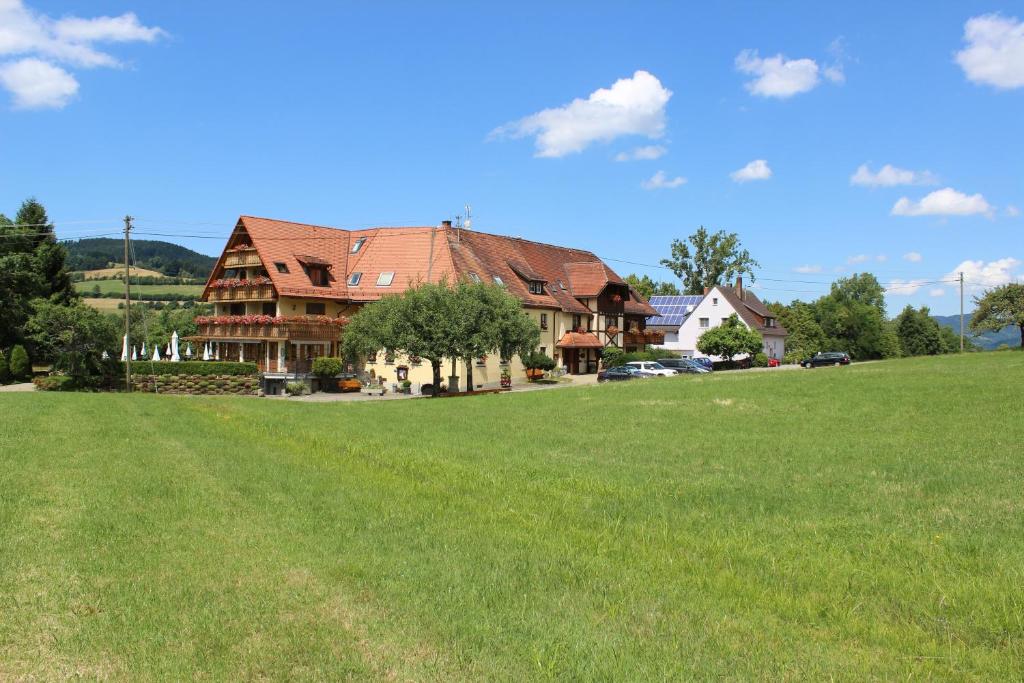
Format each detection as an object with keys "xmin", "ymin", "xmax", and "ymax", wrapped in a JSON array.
[
  {"xmin": 193, "ymin": 215, "xmax": 661, "ymax": 391},
  {"xmin": 646, "ymin": 278, "xmax": 787, "ymax": 360}
]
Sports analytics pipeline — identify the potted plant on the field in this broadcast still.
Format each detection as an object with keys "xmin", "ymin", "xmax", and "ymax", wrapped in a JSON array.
[
  {"xmin": 522, "ymin": 351, "xmax": 555, "ymax": 381},
  {"xmin": 500, "ymin": 369, "xmax": 512, "ymax": 390},
  {"xmin": 400, "ymin": 379, "xmax": 412, "ymax": 394}
]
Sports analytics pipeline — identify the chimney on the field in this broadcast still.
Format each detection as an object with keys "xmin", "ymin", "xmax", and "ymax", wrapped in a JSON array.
[
  {"xmin": 703, "ymin": 286, "xmax": 710, "ymax": 296},
  {"xmin": 736, "ymin": 276, "xmax": 743, "ymax": 300},
  {"xmin": 441, "ymin": 220, "xmax": 452, "ymax": 229}
]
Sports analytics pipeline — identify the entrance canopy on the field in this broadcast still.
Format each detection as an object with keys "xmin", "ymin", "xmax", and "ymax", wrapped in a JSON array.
[{"xmin": 556, "ymin": 331, "xmax": 604, "ymax": 349}]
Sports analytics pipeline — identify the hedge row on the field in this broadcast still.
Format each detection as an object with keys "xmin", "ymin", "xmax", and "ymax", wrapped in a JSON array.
[
  {"xmin": 131, "ymin": 374, "xmax": 259, "ymax": 396},
  {"xmin": 116, "ymin": 360, "xmax": 258, "ymax": 377},
  {"xmin": 82, "ymin": 292, "xmax": 200, "ymax": 301}
]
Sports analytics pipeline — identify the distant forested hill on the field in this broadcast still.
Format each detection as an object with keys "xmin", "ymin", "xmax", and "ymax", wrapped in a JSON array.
[
  {"xmin": 66, "ymin": 238, "xmax": 216, "ymax": 278},
  {"xmin": 932, "ymin": 314, "xmax": 1019, "ymax": 350}
]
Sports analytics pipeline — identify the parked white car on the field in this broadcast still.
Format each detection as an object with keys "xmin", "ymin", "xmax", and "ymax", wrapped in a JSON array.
[{"xmin": 625, "ymin": 361, "xmax": 677, "ymax": 377}]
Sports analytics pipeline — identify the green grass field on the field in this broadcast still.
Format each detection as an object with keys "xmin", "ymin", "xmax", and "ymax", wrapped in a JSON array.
[
  {"xmin": 74, "ymin": 280, "xmax": 204, "ymax": 297},
  {"xmin": 1, "ymin": 354, "xmax": 1022, "ymax": 679}
]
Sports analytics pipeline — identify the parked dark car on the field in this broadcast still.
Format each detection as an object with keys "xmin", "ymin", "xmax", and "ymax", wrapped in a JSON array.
[
  {"xmin": 598, "ymin": 366, "xmax": 644, "ymax": 382},
  {"xmin": 656, "ymin": 358, "xmax": 709, "ymax": 374},
  {"xmin": 690, "ymin": 357, "xmax": 714, "ymax": 371},
  {"xmin": 801, "ymin": 351, "xmax": 851, "ymax": 368}
]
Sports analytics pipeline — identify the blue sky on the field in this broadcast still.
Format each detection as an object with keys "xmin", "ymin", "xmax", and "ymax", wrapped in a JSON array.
[{"xmin": 1, "ymin": 1, "xmax": 1021, "ymax": 314}]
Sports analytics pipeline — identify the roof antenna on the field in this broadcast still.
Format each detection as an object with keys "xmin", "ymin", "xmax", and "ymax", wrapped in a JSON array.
[
  {"xmin": 464, "ymin": 204, "xmax": 472, "ymax": 231},
  {"xmin": 454, "ymin": 214, "xmax": 462, "ymax": 243}
]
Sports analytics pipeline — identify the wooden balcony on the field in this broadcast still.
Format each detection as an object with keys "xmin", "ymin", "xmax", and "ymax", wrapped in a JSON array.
[
  {"xmin": 623, "ymin": 329, "xmax": 665, "ymax": 346},
  {"xmin": 196, "ymin": 321, "xmax": 341, "ymax": 342},
  {"xmin": 207, "ymin": 284, "xmax": 276, "ymax": 302},
  {"xmin": 223, "ymin": 248, "xmax": 262, "ymax": 268}
]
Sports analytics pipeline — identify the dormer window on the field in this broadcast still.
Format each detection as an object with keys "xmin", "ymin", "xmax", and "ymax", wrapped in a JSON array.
[
  {"xmin": 307, "ymin": 266, "xmax": 328, "ymax": 287},
  {"xmin": 528, "ymin": 281, "xmax": 544, "ymax": 295},
  {"xmin": 348, "ymin": 272, "xmax": 362, "ymax": 286},
  {"xmin": 351, "ymin": 237, "xmax": 366, "ymax": 253},
  {"xmin": 765, "ymin": 317, "xmax": 776, "ymax": 328},
  {"xmin": 376, "ymin": 271, "xmax": 395, "ymax": 287}
]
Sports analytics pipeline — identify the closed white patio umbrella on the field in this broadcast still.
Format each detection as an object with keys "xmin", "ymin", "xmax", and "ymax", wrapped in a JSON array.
[
  {"xmin": 131, "ymin": 346, "xmax": 137, "ymax": 361},
  {"xmin": 185, "ymin": 342, "xmax": 193, "ymax": 360},
  {"xmin": 120, "ymin": 335, "xmax": 128, "ymax": 362},
  {"xmin": 152, "ymin": 346, "xmax": 161, "ymax": 361},
  {"xmin": 202, "ymin": 343, "xmax": 210, "ymax": 361},
  {"xmin": 141, "ymin": 342, "xmax": 148, "ymax": 358}
]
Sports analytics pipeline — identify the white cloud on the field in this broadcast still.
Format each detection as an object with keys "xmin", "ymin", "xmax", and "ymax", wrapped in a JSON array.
[
  {"xmin": 0, "ymin": 57, "xmax": 77, "ymax": 108},
  {"xmin": 641, "ymin": 170, "xmax": 686, "ymax": 190},
  {"xmin": 891, "ymin": 187, "xmax": 993, "ymax": 217},
  {"xmin": 929, "ymin": 289, "xmax": 946, "ymax": 297},
  {"xmin": 823, "ymin": 37, "xmax": 849, "ymax": 84},
  {"xmin": 850, "ymin": 164, "xmax": 938, "ymax": 187},
  {"xmin": 903, "ymin": 251, "xmax": 923, "ymax": 263},
  {"xmin": 947, "ymin": 258, "xmax": 1021, "ymax": 290},
  {"xmin": 885, "ymin": 279, "xmax": 929, "ymax": 296},
  {"xmin": 793, "ymin": 264, "xmax": 822, "ymax": 274},
  {"xmin": 614, "ymin": 145, "xmax": 666, "ymax": 162},
  {"xmin": 0, "ymin": 1, "xmax": 164, "ymax": 108},
  {"xmin": 735, "ymin": 49, "xmax": 821, "ymax": 97},
  {"xmin": 54, "ymin": 13, "xmax": 166, "ymax": 44},
  {"xmin": 492, "ymin": 70, "xmax": 672, "ymax": 158},
  {"xmin": 730, "ymin": 159, "xmax": 772, "ymax": 182},
  {"xmin": 876, "ymin": 254, "xmax": 888, "ymax": 262},
  {"xmin": 1006, "ymin": 204, "xmax": 1021, "ymax": 217},
  {"xmin": 847, "ymin": 254, "xmax": 870, "ymax": 265},
  {"xmin": 955, "ymin": 14, "xmax": 1024, "ymax": 89}
]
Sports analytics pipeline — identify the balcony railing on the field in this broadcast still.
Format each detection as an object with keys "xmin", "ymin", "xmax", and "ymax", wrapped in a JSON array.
[
  {"xmin": 623, "ymin": 329, "xmax": 665, "ymax": 345},
  {"xmin": 223, "ymin": 248, "xmax": 262, "ymax": 268},
  {"xmin": 256, "ymin": 358, "xmax": 312, "ymax": 374},
  {"xmin": 207, "ymin": 284, "xmax": 276, "ymax": 302},
  {"xmin": 196, "ymin": 321, "xmax": 341, "ymax": 342}
]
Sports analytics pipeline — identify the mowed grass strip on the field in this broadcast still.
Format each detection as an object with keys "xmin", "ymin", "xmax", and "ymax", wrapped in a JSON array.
[
  {"xmin": 74, "ymin": 280, "xmax": 204, "ymax": 297},
  {"xmin": 0, "ymin": 354, "xmax": 1022, "ymax": 679}
]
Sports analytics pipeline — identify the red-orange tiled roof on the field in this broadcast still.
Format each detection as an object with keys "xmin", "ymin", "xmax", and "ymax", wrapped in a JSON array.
[
  {"xmin": 204, "ymin": 216, "xmax": 659, "ymax": 316},
  {"xmin": 555, "ymin": 331, "xmax": 605, "ymax": 348}
]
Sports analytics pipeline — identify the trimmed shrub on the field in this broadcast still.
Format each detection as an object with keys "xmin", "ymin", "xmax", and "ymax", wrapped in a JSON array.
[
  {"xmin": 522, "ymin": 351, "xmax": 556, "ymax": 371},
  {"xmin": 33, "ymin": 375, "xmax": 75, "ymax": 391},
  {"xmin": 311, "ymin": 356, "xmax": 343, "ymax": 378},
  {"xmin": 115, "ymin": 360, "xmax": 258, "ymax": 376},
  {"xmin": 752, "ymin": 352, "xmax": 769, "ymax": 368},
  {"xmin": 9, "ymin": 345, "xmax": 30, "ymax": 381},
  {"xmin": 285, "ymin": 381, "xmax": 306, "ymax": 396},
  {"xmin": 601, "ymin": 348, "xmax": 625, "ymax": 369},
  {"xmin": 0, "ymin": 350, "xmax": 9, "ymax": 384}
]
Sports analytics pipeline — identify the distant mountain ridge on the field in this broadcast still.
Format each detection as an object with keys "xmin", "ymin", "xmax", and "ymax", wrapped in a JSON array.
[
  {"xmin": 932, "ymin": 314, "xmax": 1019, "ymax": 350},
  {"xmin": 66, "ymin": 238, "xmax": 216, "ymax": 278}
]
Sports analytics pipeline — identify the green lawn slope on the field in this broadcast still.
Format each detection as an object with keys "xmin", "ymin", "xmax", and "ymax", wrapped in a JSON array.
[{"xmin": 1, "ymin": 354, "xmax": 1021, "ymax": 679}]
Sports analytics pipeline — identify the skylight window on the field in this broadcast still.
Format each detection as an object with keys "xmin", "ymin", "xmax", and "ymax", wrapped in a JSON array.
[
  {"xmin": 558, "ymin": 280, "xmax": 566, "ymax": 290},
  {"xmin": 348, "ymin": 272, "xmax": 362, "ymax": 286},
  {"xmin": 376, "ymin": 271, "xmax": 395, "ymax": 287},
  {"xmin": 351, "ymin": 237, "xmax": 366, "ymax": 254},
  {"xmin": 493, "ymin": 275, "xmax": 504, "ymax": 286},
  {"xmin": 468, "ymin": 272, "xmax": 481, "ymax": 283},
  {"xmin": 274, "ymin": 262, "xmax": 289, "ymax": 273}
]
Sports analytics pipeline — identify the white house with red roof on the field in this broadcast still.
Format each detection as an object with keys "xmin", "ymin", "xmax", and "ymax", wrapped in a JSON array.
[{"xmin": 646, "ymin": 278, "xmax": 787, "ymax": 361}]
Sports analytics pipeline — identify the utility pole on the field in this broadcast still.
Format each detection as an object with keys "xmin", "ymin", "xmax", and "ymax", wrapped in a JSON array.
[
  {"xmin": 123, "ymin": 215, "xmax": 133, "ymax": 392},
  {"xmin": 959, "ymin": 271, "xmax": 965, "ymax": 353}
]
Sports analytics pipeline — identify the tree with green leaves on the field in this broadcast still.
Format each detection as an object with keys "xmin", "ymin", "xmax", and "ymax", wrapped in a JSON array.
[
  {"xmin": 624, "ymin": 274, "xmax": 680, "ymax": 300},
  {"xmin": 453, "ymin": 280, "xmax": 540, "ymax": 389},
  {"xmin": 768, "ymin": 300, "xmax": 826, "ymax": 362},
  {"xmin": 0, "ymin": 349, "xmax": 10, "ymax": 384},
  {"xmin": 24, "ymin": 301, "xmax": 119, "ymax": 385},
  {"xmin": 8, "ymin": 345, "xmax": 31, "ymax": 381},
  {"xmin": 659, "ymin": 226, "xmax": 759, "ymax": 295},
  {"xmin": 0, "ymin": 198, "xmax": 77, "ymax": 350},
  {"xmin": 971, "ymin": 283, "xmax": 1024, "ymax": 348},
  {"xmin": 895, "ymin": 305, "xmax": 944, "ymax": 356},
  {"xmin": 696, "ymin": 314, "xmax": 763, "ymax": 361},
  {"xmin": 813, "ymin": 273, "xmax": 896, "ymax": 359}
]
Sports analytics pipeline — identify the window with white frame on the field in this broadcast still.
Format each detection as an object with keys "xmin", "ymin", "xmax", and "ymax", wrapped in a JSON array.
[
  {"xmin": 348, "ymin": 272, "xmax": 362, "ymax": 286},
  {"xmin": 351, "ymin": 237, "xmax": 366, "ymax": 253},
  {"xmin": 376, "ymin": 272, "xmax": 395, "ymax": 287},
  {"xmin": 699, "ymin": 317, "xmax": 709, "ymax": 328}
]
